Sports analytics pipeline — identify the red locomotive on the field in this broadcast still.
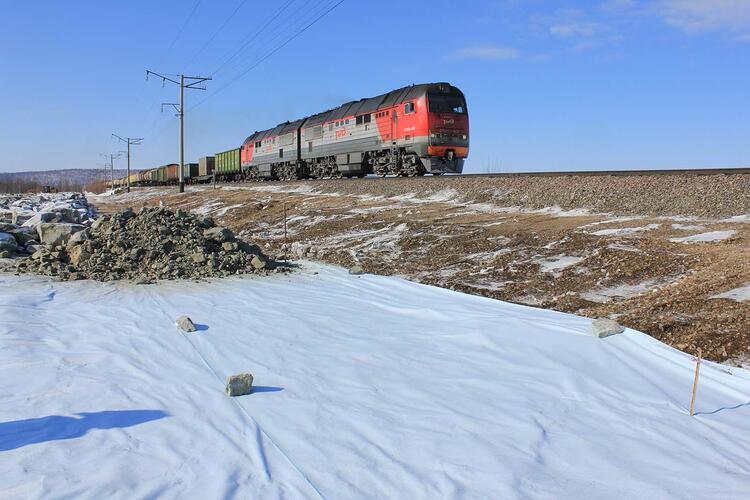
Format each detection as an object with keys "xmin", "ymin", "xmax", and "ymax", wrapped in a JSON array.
[{"xmin": 239, "ymin": 82, "xmax": 469, "ymax": 180}]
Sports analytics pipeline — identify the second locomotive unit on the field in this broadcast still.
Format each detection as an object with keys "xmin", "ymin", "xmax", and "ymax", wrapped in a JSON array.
[{"xmin": 234, "ymin": 82, "xmax": 469, "ymax": 181}]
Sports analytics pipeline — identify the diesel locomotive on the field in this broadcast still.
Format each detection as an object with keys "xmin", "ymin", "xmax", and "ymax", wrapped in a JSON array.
[{"xmin": 117, "ymin": 82, "xmax": 469, "ymax": 186}]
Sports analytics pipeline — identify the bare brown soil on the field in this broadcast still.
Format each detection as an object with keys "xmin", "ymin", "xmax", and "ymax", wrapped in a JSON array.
[{"xmin": 92, "ymin": 175, "xmax": 750, "ymax": 364}]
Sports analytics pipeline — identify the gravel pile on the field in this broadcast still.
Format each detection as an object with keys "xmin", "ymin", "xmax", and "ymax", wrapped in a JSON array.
[
  {"xmin": 14, "ymin": 207, "xmax": 280, "ymax": 282},
  {"xmin": 298, "ymin": 173, "xmax": 750, "ymax": 218}
]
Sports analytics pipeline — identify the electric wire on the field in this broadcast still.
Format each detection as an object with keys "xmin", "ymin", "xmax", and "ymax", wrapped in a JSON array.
[{"xmin": 190, "ymin": 0, "xmax": 346, "ymax": 111}]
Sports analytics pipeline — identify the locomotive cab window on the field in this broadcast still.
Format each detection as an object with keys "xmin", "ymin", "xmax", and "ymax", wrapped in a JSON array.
[
  {"xmin": 404, "ymin": 102, "xmax": 415, "ymax": 114},
  {"xmin": 428, "ymin": 93, "xmax": 467, "ymax": 114}
]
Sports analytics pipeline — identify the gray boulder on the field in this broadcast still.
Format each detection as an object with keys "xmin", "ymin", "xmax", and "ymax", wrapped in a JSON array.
[
  {"xmin": 591, "ymin": 318, "xmax": 625, "ymax": 338},
  {"xmin": 226, "ymin": 373, "xmax": 253, "ymax": 397},
  {"xmin": 68, "ymin": 229, "xmax": 90, "ymax": 245},
  {"xmin": 0, "ymin": 232, "xmax": 19, "ymax": 252},
  {"xmin": 36, "ymin": 223, "xmax": 85, "ymax": 247},
  {"xmin": 68, "ymin": 245, "xmax": 91, "ymax": 266},
  {"xmin": 91, "ymin": 217, "xmax": 107, "ymax": 230},
  {"xmin": 250, "ymin": 255, "xmax": 266, "ymax": 270},
  {"xmin": 10, "ymin": 227, "xmax": 38, "ymax": 246},
  {"xmin": 25, "ymin": 243, "xmax": 44, "ymax": 255},
  {"xmin": 0, "ymin": 211, "xmax": 12, "ymax": 223},
  {"xmin": 175, "ymin": 315, "xmax": 197, "ymax": 332},
  {"xmin": 21, "ymin": 212, "xmax": 58, "ymax": 227},
  {"xmin": 349, "ymin": 265, "xmax": 364, "ymax": 275},
  {"xmin": 204, "ymin": 227, "xmax": 233, "ymax": 243},
  {"xmin": 12, "ymin": 211, "xmax": 34, "ymax": 225}
]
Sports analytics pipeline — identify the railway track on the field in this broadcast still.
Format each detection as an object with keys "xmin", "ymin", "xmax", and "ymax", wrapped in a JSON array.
[
  {"xmin": 196, "ymin": 166, "xmax": 750, "ymax": 187},
  {"xmin": 461, "ymin": 167, "xmax": 750, "ymax": 177}
]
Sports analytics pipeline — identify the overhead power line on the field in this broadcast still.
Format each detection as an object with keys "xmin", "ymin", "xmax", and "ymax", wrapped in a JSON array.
[
  {"xmin": 160, "ymin": 0, "xmax": 204, "ymax": 68},
  {"xmin": 211, "ymin": 0, "xmax": 330, "ymax": 78},
  {"xmin": 191, "ymin": 0, "xmax": 346, "ymax": 111},
  {"xmin": 211, "ymin": 0, "xmax": 297, "ymax": 76},
  {"xmin": 184, "ymin": 0, "xmax": 251, "ymax": 71}
]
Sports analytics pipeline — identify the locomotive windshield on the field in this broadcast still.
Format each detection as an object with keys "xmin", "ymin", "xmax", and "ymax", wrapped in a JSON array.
[{"xmin": 428, "ymin": 93, "xmax": 467, "ymax": 114}]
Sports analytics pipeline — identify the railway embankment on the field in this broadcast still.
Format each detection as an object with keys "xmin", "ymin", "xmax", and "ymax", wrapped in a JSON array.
[
  {"xmin": 293, "ymin": 171, "xmax": 750, "ymax": 218},
  {"xmin": 88, "ymin": 174, "xmax": 750, "ymax": 365}
]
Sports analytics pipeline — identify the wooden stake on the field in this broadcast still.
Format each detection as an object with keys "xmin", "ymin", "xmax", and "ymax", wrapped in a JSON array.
[
  {"xmin": 690, "ymin": 348, "xmax": 702, "ymax": 416},
  {"xmin": 283, "ymin": 201, "xmax": 288, "ymax": 262}
]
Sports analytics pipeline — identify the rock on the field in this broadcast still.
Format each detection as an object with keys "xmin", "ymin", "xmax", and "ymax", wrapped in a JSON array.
[
  {"xmin": 120, "ymin": 207, "xmax": 135, "ymax": 220},
  {"xmin": 0, "ymin": 250, "xmax": 13, "ymax": 258},
  {"xmin": 0, "ymin": 211, "xmax": 12, "ymax": 223},
  {"xmin": 225, "ymin": 373, "xmax": 253, "ymax": 397},
  {"xmin": 26, "ymin": 243, "xmax": 43, "ymax": 254},
  {"xmin": 204, "ymin": 227, "xmax": 233, "ymax": 243},
  {"xmin": 175, "ymin": 315, "xmax": 197, "ymax": 332},
  {"xmin": 68, "ymin": 245, "xmax": 91, "ymax": 266},
  {"xmin": 91, "ymin": 217, "xmax": 107, "ymax": 230},
  {"xmin": 21, "ymin": 212, "xmax": 58, "ymax": 227},
  {"xmin": 12, "ymin": 211, "xmax": 34, "ymax": 225},
  {"xmin": 56, "ymin": 208, "xmax": 81, "ymax": 223},
  {"xmin": 67, "ymin": 228, "xmax": 90, "ymax": 245},
  {"xmin": 15, "ymin": 205, "xmax": 282, "ymax": 282},
  {"xmin": 0, "ymin": 232, "xmax": 19, "ymax": 252},
  {"xmin": 349, "ymin": 265, "xmax": 364, "ymax": 275},
  {"xmin": 250, "ymin": 255, "xmax": 266, "ymax": 270},
  {"xmin": 36, "ymin": 223, "xmax": 85, "ymax": 246},
  {"xmin": 591, "ymin": 318, "xmax": 625, "ymax": 338},
  {"xmin": 9, "ymin": 227, "xmax": 37, "ymax": 246}
]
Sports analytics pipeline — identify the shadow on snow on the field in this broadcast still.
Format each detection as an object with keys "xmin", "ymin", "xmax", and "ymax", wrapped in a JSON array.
[{"xmin": 0, "ymin": 410, "xmax": 168, "ymax": 451}]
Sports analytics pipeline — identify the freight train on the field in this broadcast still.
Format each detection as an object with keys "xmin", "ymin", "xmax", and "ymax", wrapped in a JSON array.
[{"xmin": 115, "ymin": 82, "xmax": 469, "ymax": 187}]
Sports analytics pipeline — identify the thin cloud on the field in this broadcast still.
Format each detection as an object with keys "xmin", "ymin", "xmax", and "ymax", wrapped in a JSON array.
[
  {"xmin": 448, "ymin": 46, "xmax": 520, "ymax": 61},
  {"xmin": 657, "ymin": 0, "xmax": 750, "ymax": 40},
  {"xmin": 549, "ymin": 20, "xmax": 604, "ymax": 38}
]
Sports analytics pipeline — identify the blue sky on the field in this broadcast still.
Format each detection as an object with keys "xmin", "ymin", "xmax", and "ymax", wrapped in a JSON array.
[{"xmin": 1, "ymin": 0, "xmax": 748, "ymax": 173}]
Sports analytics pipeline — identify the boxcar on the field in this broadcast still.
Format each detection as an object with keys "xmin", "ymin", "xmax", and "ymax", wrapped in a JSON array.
[
  {"xmin": 199, "ymin": 156, "xmax": 215, "ymax": 176},
  {"xmin": 182, "ymin": 163, "xmax": 199, "ymax": 181}
]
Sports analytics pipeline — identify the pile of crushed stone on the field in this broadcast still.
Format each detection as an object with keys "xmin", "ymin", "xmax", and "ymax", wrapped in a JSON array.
[{"xmin": 14, "ymin": 207, "xmax": 284, "ymax": 282}]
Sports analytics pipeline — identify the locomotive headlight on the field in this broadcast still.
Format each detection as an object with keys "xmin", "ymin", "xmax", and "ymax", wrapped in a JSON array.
[
  {"xmin": 430, "ymin": 133, "xmax": 437, "ymax": 139},
  {"xmin": 461, "ymin": 134, "xmax": 467, "ymax": 140}
]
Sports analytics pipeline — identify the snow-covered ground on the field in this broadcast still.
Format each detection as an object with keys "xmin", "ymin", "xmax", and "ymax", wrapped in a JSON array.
[
  {"xmin": 711, "ymin": 284, "xmax": 750, "ymax": 302},
  {"xmin": 2, "ymin": 263, "xmax": 750, "ymax": 498},
  {"xmin": 670, "ymin": 230, "xmax": 738, "ymax": 244}
]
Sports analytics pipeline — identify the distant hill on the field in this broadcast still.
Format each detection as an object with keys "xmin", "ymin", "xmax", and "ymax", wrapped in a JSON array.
[{"xmin": 0, "ymin": 168, "xmax": 136, "ymax": 193}]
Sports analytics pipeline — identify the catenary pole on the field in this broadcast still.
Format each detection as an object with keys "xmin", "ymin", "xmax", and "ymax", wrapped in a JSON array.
[
  {"xmin": 179, "ymin": 74, "xmax": 185, "ymax": 193},
  {"xmin": 112, "ymin": 134, "xmax": 143, "ymax": 193},
  {"xmin": 146, "ymin": 71, "xmax": 211, "ymax": 194}
]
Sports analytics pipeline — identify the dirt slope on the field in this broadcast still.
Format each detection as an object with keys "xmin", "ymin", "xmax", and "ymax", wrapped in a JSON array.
[{"xmin": 91, "ymin": 175, "xmax": 750, "ymax": 364}]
